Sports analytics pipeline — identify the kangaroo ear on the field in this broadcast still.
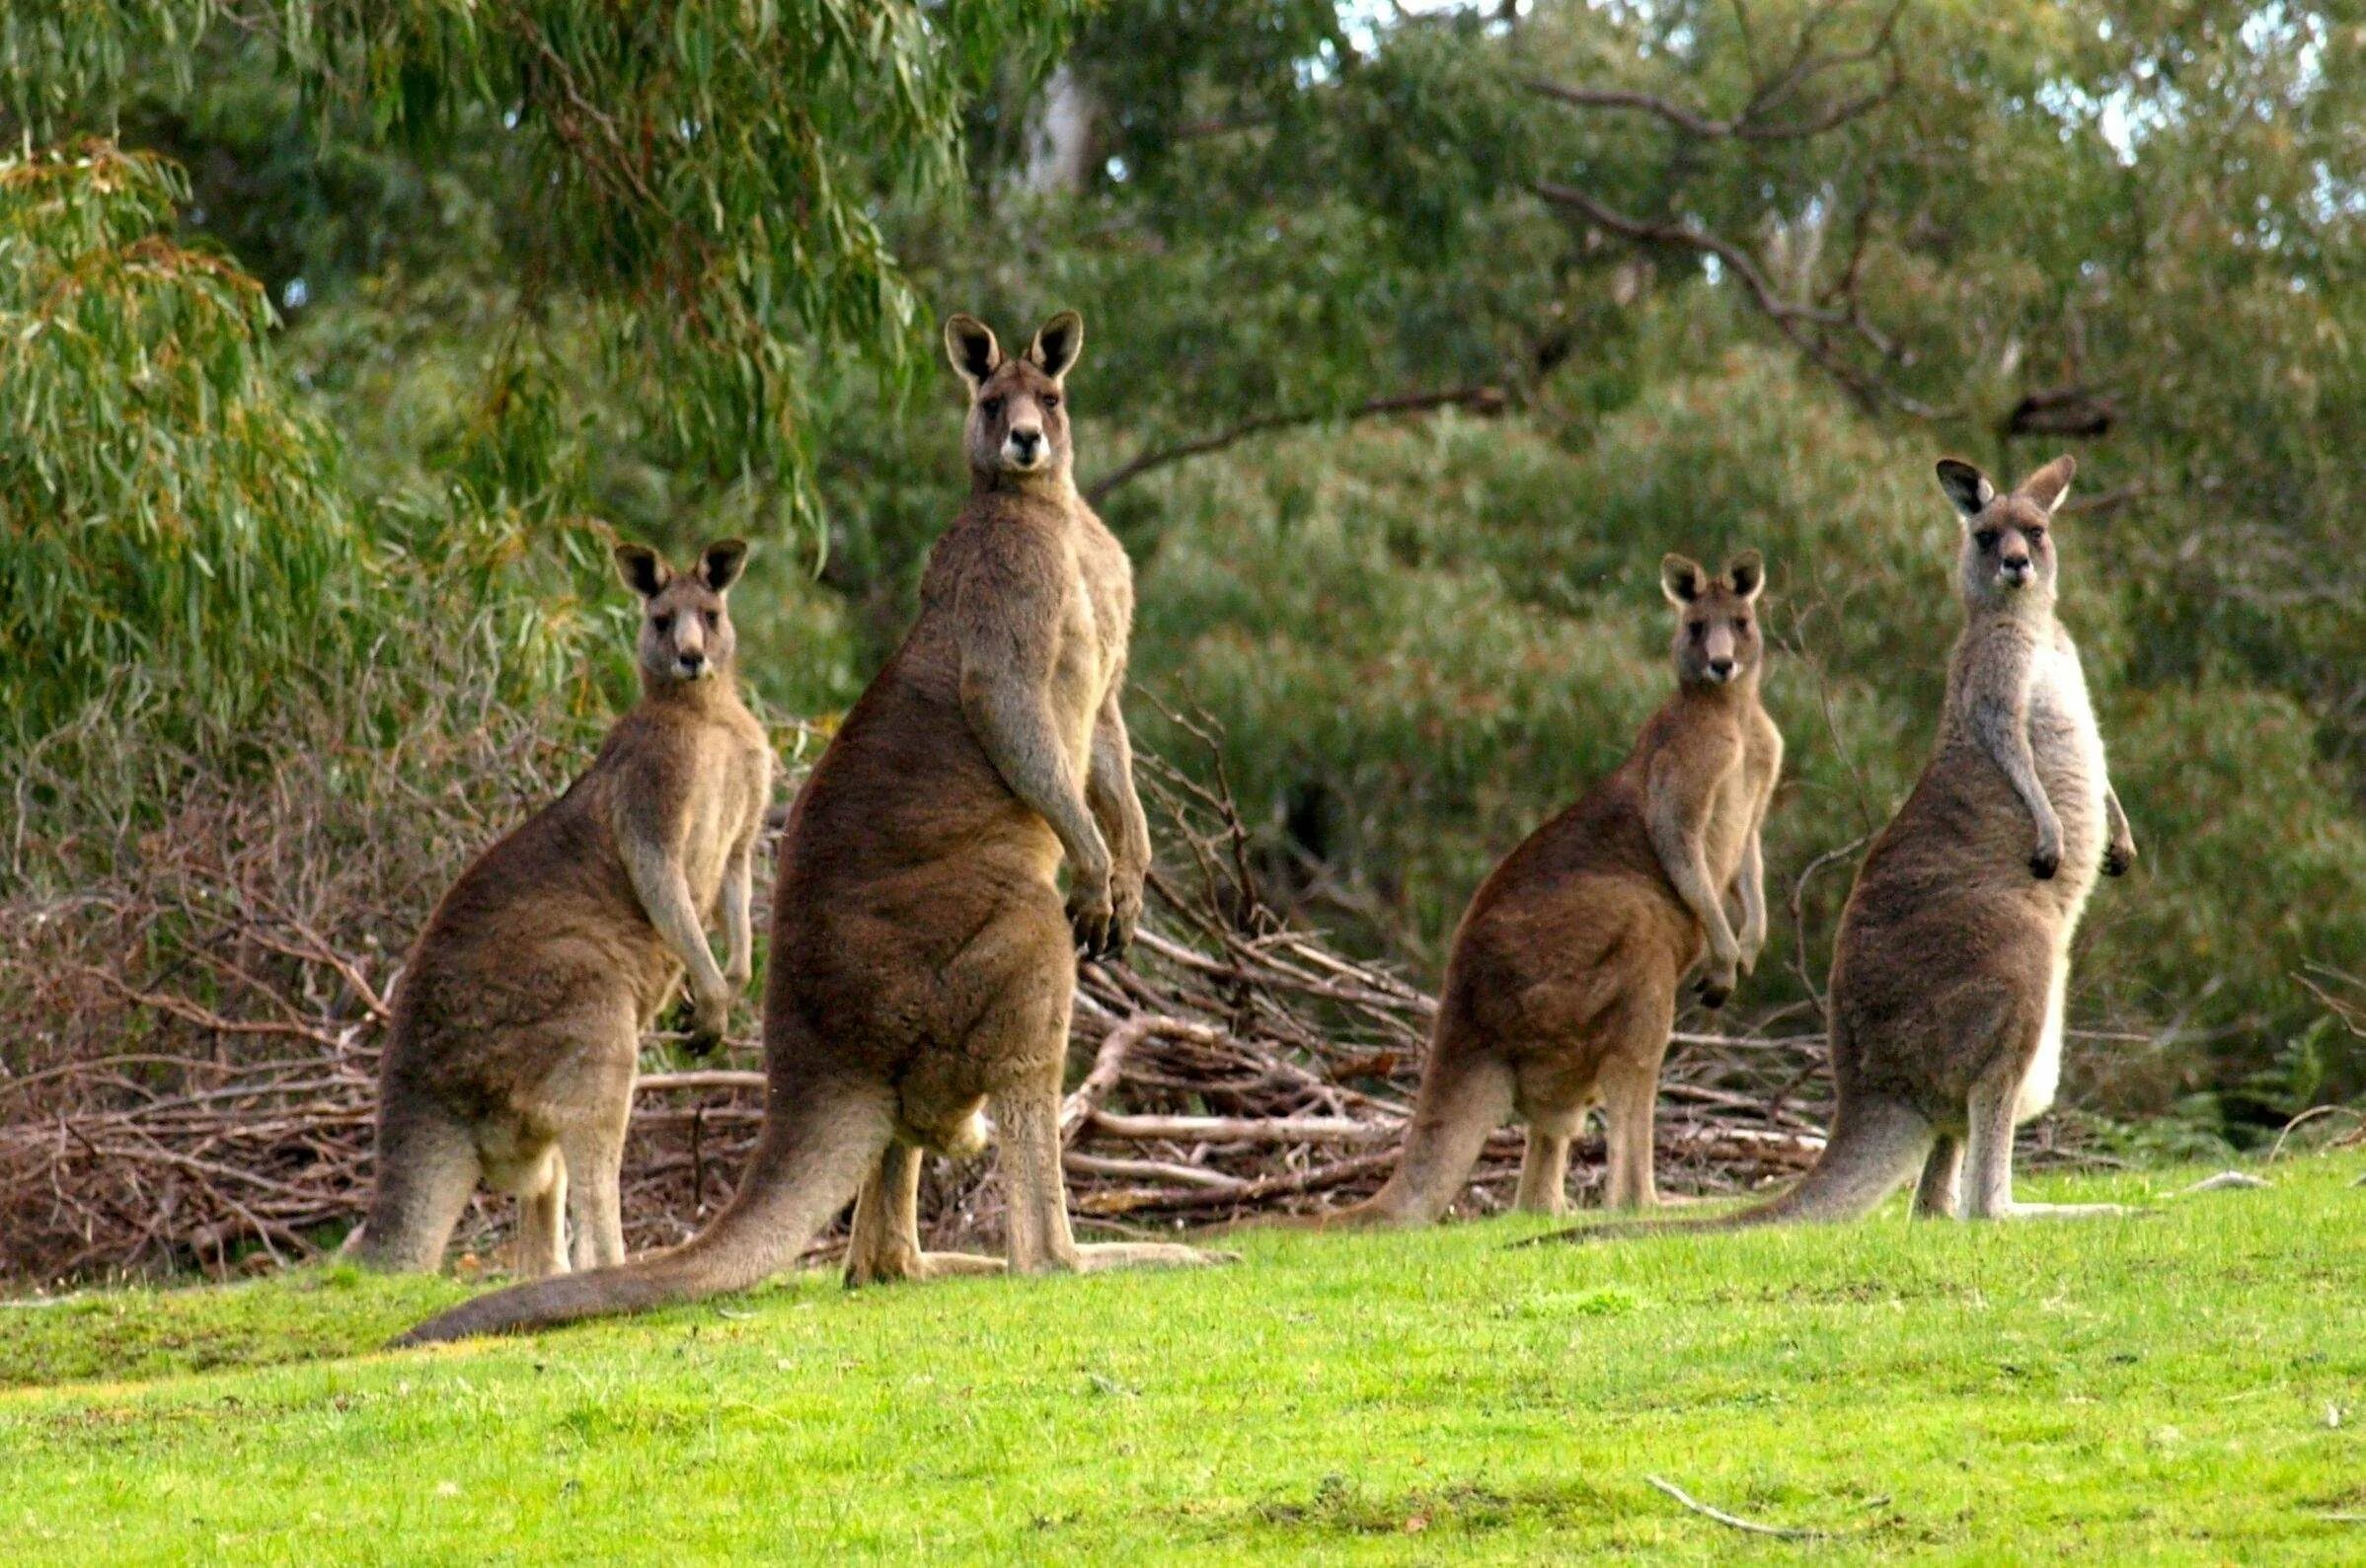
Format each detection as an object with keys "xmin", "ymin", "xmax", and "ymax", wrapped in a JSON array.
[
  {"xmin": 1936, "ymin": 459, "xmax": 1996, "ymax": 519},
  {"xmin": 700, "ymin": 538, "xmax": 750, "ymax": 593},
  {"xmin": 1661, "ymin": 553, "xmax": 1709, "ymax": 605},
  {"xmin": 1026, "ymin": 310, "xmax": 1084, "ymax": 379},
  {"xmin": 1725, "ymin": 550, "xmax": 1765, "ymax": 601},
  {"xmin": 2017, "ymin": 454, "xmax": 2077, "ymax": 515},
  {"xmin": 614, "ymin": 543, "xmax": 669, "ymax": 599},
  {"xmin": 944, "ymin": 313, "xmax": 1000, "ymax": 389}
]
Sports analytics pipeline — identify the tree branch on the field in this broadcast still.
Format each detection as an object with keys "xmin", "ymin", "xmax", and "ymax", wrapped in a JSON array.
[
  {"xmin": 1524, "ymin": 0, "xmax": 1905, "ymax": 143},
  {"xmin": 1518, "ymin": 0, "xmax": 1933, "ymax": 416},
  {"xmin": 1085, "ymin": 385, "xmax": 1506, "ymax": 505},
  {"xmin": 1531, "ymin": 179, "xmax": 1945, "ymax": 417}
]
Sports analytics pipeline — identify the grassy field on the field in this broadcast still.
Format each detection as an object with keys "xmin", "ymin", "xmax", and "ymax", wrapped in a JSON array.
[{"xmin": 2, "ymin": 1153, "xmax": 2361, "ymax": 1564}]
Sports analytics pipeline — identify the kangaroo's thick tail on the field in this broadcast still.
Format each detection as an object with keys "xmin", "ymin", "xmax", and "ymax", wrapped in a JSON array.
[
  {"xmin": 1290, "ymin": 1053, "xmax": 1516, "ymax": 1232},
  {"xmin": 345, "ymin": 1096, "xmax": 481, "ymax": 1274},
  {"xmin": 1520, "ymin": 1093, "xmax": 1931, "ymax": 1246},
  {"xmin": 391, "ymin": 1079, "xmax": 894, "ymax": 1346}
]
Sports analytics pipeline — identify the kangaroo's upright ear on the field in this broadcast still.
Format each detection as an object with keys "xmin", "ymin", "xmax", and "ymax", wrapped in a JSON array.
[
  {"xmin": 700, "ymin": 538, "xmax": 751, "ymax": 593},
  {"xmin": 1661, "ymin": 553, "xmax": 1709, "ymax": 605},
  {"xmin": 2016, "ymin": 454, "xmax": 2077, "ymax": 515},
  {"xmin": 1026, "ymin": 310, "xmax": 1084, "ymax": 380},
  {"xmin": 1936, "ymin": 458, "xmax": 1996, "ymax": 519},
  {"xmin": 1725, "ymin": 549, "xmax": 1765, "ymax": 601},
  {"xmin": 614, "ymin": 543, "xmax": 670, "ymax": 599},
  {"xmin": 944, "ymin": 313, "xmax": 1001, "ymax": 390}
]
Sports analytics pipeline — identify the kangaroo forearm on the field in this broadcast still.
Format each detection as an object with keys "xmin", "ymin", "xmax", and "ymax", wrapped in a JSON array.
[
  {"xmin": 1087, "ymin": 715, "xmax": 1151, "ymax": 875},
  {"xmin": 624, "ymin": 841, "xmax": 727, "ymax": 997},
  {"xmin": 2103, "ymin": 784, "xmax": 2134, "ymax": 848},
  {"xmin": 1683, "ymin": 860, "xmax": 1740, "ymax": 959},
  {"xmin": 723, "ymin": 846, "xmax": 755, "ymax": 976},
  {"xmin": 1094, "ymin": 782, "xmax": 1151, "ymax": 879},
  {"xmin": 1973, "ymin": 700, "xmax": 2058, "ymax": 838},
  {"xmin": 966, "ymin": 682, "xmax": 1110, "ymax": 878},
  {"xmin": 1651, "ymin": 814, "xmax": 1738, "ymax": 959},
  {"xmin": 1737, "ymin": 835, "xmax": 1768, "ymax": 938}
]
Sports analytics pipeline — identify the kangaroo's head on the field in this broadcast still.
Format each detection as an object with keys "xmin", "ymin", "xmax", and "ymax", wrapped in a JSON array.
[
  {"xmin": 613, "ymin": 538, "xmax": 750, "ymax": 688},
  {"xmin": 944, "ymin": 311, "xmax": 1083, "ymax": 489},
  {"xmin": 1938, "ymin": 455, "xmax": 2074, "ymax": 613},
  {"xmin": 1661, "ymin": 550, "xmax": 1766, "ymax": 690}
]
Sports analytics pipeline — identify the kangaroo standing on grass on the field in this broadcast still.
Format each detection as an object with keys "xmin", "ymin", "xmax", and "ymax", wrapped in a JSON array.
[
  {"xmin": 1319, "ymin": 552, "xmax": 1782, "ymax": 1227},
  {"xmin": 396, "ymin": 311, "xmax": 1225, "ymax": 1346},
  {"xmin": 350, "ymin": 540, "xmax": 772, "ymax": 1276},
  {"xmin": 1535, "ymin": 456, "xmax": 2136, "ymax": 1244}
]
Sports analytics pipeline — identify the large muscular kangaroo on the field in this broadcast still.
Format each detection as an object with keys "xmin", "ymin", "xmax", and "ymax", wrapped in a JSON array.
[
  {"xmin": 351, "ymin": 540, "xmax": 772, "ymax": 1276},
  {"xmin": 1317, "ymin": 552, "xmax": 1781, "ymax": 1227},
  {"xmin": 397, "ymin": 311, "xmax": 1224, "ymax": 1345},
  {"xmin": 1533, "ymin": 455, "xmax": 2136, "ymax": 1244}
]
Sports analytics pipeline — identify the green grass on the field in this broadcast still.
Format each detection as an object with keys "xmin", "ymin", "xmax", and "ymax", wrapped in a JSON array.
[{"xmin": 3, "ymin": 1154, "xmax": 2362, "ymax": 1564}]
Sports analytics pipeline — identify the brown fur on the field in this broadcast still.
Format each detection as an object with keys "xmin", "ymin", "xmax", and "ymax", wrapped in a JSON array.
[
  {"xmin": 349, "ymin": 540, "xmax": 773, "ymax": 1276},
  {"xmin": 394, "ymin": 312, "xmax": 1224, "ymax": 1345},
  {"xmin": 1531, "ymin": 455, "xmax": 2138, "ymax": 1244},
  {"xmin": 1319, "ymin": 552, "xmax": 1783, "ymax": 1228}
]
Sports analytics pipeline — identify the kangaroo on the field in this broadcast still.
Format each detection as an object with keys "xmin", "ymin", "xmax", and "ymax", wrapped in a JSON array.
[
  {"xmin": 1314, "ymin": 552, "xmax": 1782, "ymax": 1227},
  {"xmin": 395, "ymin": 311, "xmax": 1225, "ymax": 1345},
  {"xmin": 1532, "ymin": 455, "xmax": 2137, "ymax": 1244},
  {"xmin": 349, "ymin": 540, "xmax": 773, "ymax": 1276}
]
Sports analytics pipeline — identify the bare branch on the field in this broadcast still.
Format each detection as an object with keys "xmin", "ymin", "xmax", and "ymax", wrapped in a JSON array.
[
  {"xmin": 1530, "ymin": 179, "xmax": 1946, "ymax": 418},
  {"xmin": 1085, "ymin": 386, "xmax": 1507, "ymax": 505}
]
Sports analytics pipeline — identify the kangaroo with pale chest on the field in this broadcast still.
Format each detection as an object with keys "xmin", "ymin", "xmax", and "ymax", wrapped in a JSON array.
[
  {"xmin": 1310, "ymin": 551, "xmax": 1782, "ymax": 1227},
  {"xmin": 350, "ymin": 540, "xmax": 772, "ymax": 1276},
  {"xmin": 1533, "ymin": 455, "xmax": 2136, "ymax": 1243},
  {"xmin": 395, "ymin": 311, "xmax": 1226, "ymax": 1345}
]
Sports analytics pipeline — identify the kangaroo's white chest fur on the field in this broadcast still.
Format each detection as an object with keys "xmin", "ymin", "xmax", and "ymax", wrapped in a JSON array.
[{"xmin": 2017, "ymin": 627, "xmax": 2107, "ymax": 1122}]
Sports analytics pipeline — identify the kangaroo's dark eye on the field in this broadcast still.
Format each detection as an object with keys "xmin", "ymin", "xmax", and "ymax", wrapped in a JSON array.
[
  {"xmin": 1689, "ymin": 622, "xmax": 1707, "ymax": 641},
  {"xmin": 1734, "ymin": 618, "xmax": 1750, "ymax": 635},
  {"xmin": 1975, "ymin": 529, "xmax": 2000, "ymax": 552},
  {"xmin": 1041, "ymin": 393, "xmax": 1060, "ymax": 411},
  {"xmin": 651, "ymin": 613, "xmax": 674, "ymax": 635},
  {"xmin": 2025, "ymin": 527, "xmax": 2046, "ymax": 546},
  {"xmin": 703, "ymin": 609, "xmax": 720, "ymax": 630},
  {"xmin": 981, "ymin": 397, "xmax": 1004, "ymax": 419}
]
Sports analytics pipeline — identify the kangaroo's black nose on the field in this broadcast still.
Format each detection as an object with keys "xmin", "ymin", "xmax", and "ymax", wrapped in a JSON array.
[
  {"xmin": 1011, "ymin": 429, "xmax": 1041, "ymax": 453},
  {"xmin": 678, "ymin": 651, "xmax": 706, "ymax": 673},
  {"xmin": 1709, "ymin": 657, "xmax": 1735, "ymax": 679}
]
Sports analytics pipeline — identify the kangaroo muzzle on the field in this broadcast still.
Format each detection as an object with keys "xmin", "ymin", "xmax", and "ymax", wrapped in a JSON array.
[
  {"xmin": 1703, "ymin": 625, "xmax": 1738, "ymax": 682},
  {"xmin": 1003, "ymin": 424, "xmax": 1046, "ymax": 470}
]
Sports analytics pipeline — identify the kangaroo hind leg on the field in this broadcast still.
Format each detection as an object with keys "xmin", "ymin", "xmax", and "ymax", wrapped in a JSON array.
[
  {"xmin": 844, "ymin": 1140, "xmax": 1004, "ymax": 1287},
  {"xmin": 995, "ymin": 1063, "xmax": 1229, "ymax": 1275},
  {"xmin": 1514, "ymin": 1118, "xmax": 1576, "ymax": 1217},
  {"xmin": 512, "ymin": 1147, "xmax": 569, "ymax": 1279},
  {"xmin": 557, "ymin": 1106, "xmax": 630, "ymax": 1271},
  {"xmin": 1964, "ymin": 1006, "xmax": 2130, "ymax": 1222},
  {"xmin": 1598, "ymin": 984, "xmax": 1676, "ymax": 1211},
  {"xmin": 1913, "ymin": 1134, "xmax": 1962, "ymax": 1219}
]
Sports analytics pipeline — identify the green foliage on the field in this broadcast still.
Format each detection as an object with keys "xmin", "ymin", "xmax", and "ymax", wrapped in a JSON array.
[
  {"xmin": 5, "ymin": 1, "xmax": 1077, "ymax": 512},
  {"xmin": 0, "ymin": 142, "xmax": 360, "ymax": 740},
  {"xmin": 2, "ymin": 1154, "xmax": 2362, "ymax": 1560}
]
